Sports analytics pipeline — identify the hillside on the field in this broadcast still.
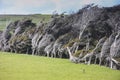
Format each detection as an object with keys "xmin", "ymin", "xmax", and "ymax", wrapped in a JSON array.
[
  {"xmin": 0, "ymin": 14, "xmax": 51, "ymax": 30},
  {"xmin": 0, "ymin": 52, "xmax": 120, "ymax": 80},
  {"xmin": 0, "ymin": 4, "xmax": 120, "ymax": 70}
]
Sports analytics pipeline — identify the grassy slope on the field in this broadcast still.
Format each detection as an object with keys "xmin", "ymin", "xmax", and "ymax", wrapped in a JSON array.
[
  {"xmin": 0, "ymin": 14, "xmax": 51, "ymax": 30},
  {"xmin": 0, "ymin": 52, "xmax": 120, "ymax": 80}
]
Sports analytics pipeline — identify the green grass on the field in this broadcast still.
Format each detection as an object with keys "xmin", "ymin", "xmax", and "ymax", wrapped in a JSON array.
[
  {"xmin": 0, "ymin": 52, "xmax": 120, "ymax": 80},
  {"xmin": 0, "ymin": 14, "xmax": 51, "ymax": 30},
  {"xmin": 0, "ymin": 21, "xmax": 6, "ymax": 30}
]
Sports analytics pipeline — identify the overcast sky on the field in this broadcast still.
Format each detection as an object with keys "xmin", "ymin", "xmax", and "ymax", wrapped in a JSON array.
[{"xmin": 0, "ymin": 0, "xmax": 120, "ymax": 14}]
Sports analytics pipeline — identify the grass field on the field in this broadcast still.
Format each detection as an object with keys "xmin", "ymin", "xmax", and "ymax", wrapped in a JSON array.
[
  {"xmin": 0, "ymin": 14, "xmax": 51, "ymax": 30},
  {"xmin": 0, "ymin": 52, "xmax": 120, "ymax": 80}
]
